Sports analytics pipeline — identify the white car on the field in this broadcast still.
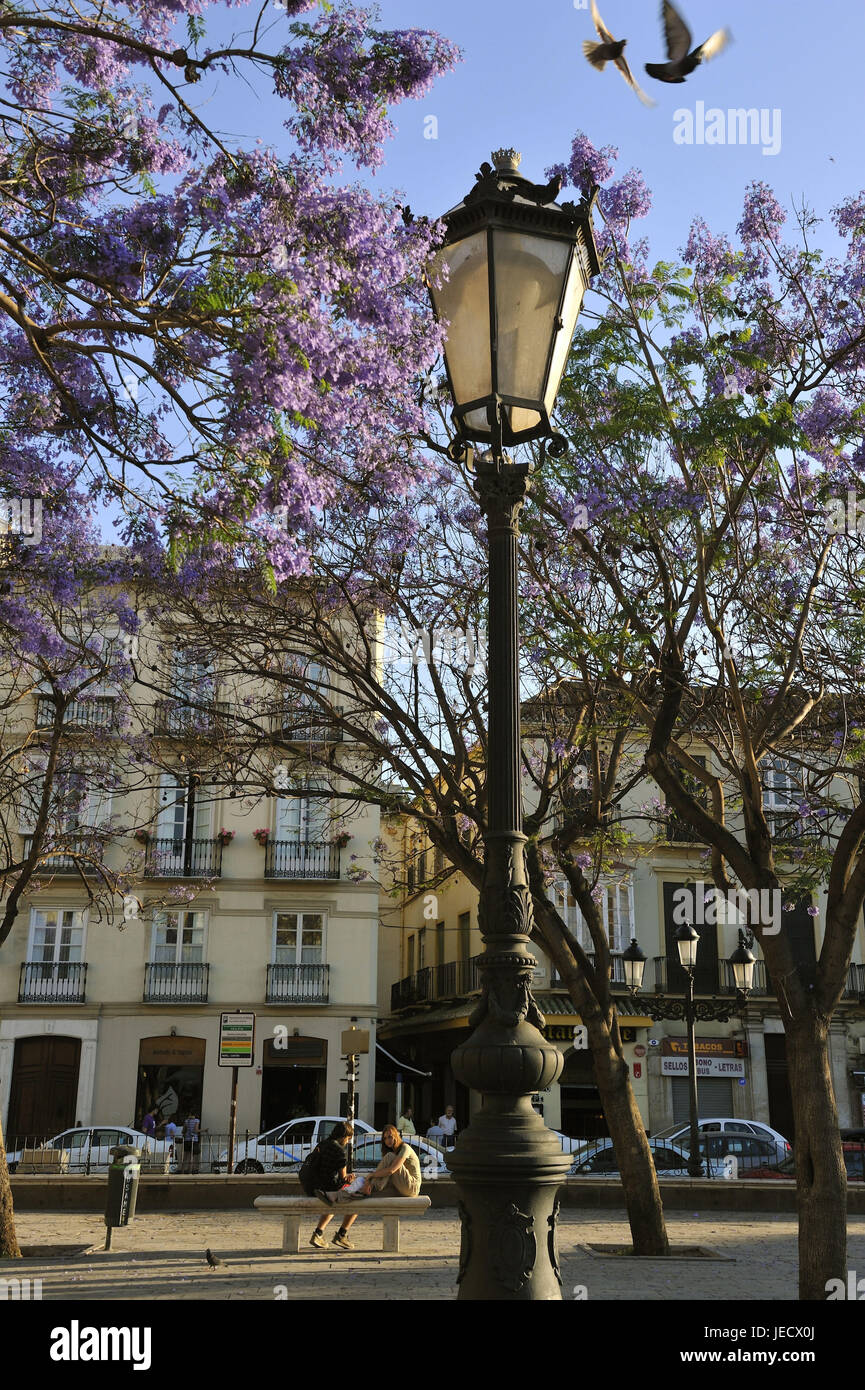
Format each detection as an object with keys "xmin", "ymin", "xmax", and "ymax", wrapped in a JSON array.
[
  {"xmin": 7, "ymin": 1125, "xmax": 155, "ymax": 1173},
  {"xmin": 214, "ymin": 1115, "xmax": 377, "ymax": 1173},
  {"xmin": 651, "ymin": 1117, "xmax": 791, "ymax": 1167}
]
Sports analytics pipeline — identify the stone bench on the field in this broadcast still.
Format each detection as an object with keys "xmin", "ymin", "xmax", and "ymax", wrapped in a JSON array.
[
  {"xmin": 15, "ymin": 1148, "xmax": 69, "ymax": 1174},
  {"xmin": 253, "ymin": 1194, "xmax": 431, "ymax": 1253}
]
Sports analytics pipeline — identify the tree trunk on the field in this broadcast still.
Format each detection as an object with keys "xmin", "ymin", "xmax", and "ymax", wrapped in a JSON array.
[
  {"xmin": 585, "ymin": 1010, "xmax": 671, "ymax": 1255},
  {"xmin": 0, "ymin": 1114, "xmax": 21, "ymax": 1259},
  {"xmin": 786, "ymin": 1013, "xmax": 846, "ymax": 1299}
]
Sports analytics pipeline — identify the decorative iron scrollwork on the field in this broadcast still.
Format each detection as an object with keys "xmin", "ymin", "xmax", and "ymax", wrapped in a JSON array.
[{"xmin": 491, "ymin": 1203, "xmax": 536, "ymax": 1293}]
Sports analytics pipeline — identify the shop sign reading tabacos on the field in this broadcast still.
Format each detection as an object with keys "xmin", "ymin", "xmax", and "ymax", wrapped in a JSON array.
[{"xmin": 660, "ymin": 1035, "xmax": 747, "ymax": 1078}]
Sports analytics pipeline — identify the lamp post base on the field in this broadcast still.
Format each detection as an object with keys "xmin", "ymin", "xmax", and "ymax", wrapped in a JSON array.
[{"xmin": 449, "ymin": 1097, "xmax": 572, "ymax": 1301}]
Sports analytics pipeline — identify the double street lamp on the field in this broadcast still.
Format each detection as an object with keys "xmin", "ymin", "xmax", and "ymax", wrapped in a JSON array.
[
  {"xmin": 427, "ymin": 150, "xmax": 600, "ymax": 1301},
  {"xmin": 622, "ymin": 928, "xmax": 756, "ymax": 1179}
]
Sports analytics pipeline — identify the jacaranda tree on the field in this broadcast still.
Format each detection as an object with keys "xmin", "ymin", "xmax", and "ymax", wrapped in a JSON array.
[
  {"xmin": 530, "ymin": 132, "xmax": 865, "ymax": 1300},
  {"xmin": 0, "ymin": 0, "xmax": 459, "ymax": 1258}
]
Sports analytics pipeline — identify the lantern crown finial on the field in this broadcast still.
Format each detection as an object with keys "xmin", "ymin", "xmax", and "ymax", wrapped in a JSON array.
[{"xmin": 491, "ymin": 148, "xmax": 521, "ymax": 174}]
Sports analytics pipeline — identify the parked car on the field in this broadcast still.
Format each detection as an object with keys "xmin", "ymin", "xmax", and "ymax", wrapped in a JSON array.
[
  {"xmin": 351, "ymin": 1133, "xmax": 451, "ymax": 1178},
  {"xmin": 214, "ymin": 1115, "xmax": 377, "ymax": 1173},
  {"xmin": 7, "ymin": 1125, "xmax": 155, "ymax": 1173},
  {"xmin": 690, "ymin": 1132, "xmax": 781, "ymax": 1173},
  {"xmin": 651, "ymin": 1117, "xmax": 791, "ymax": 1167},
  {"xmin": 750, "ymin": 1142, "xmax": 865, "ymax": 1182},
  {"xmin": 569, "ymin": 1137, "xmax": 725, "ymax": 1178}
]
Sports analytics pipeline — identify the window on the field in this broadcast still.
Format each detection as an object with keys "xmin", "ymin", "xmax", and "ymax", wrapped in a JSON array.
[
  {"xmin": 273, "ymin": 911, "xmax": 324, "ymax": 965},
  {"xmin": 435, "ymin": 921, "xmax": 445, "ymax": 966},
  {"xmin": 666, "ymin": 755, "xmax": 708, "ymax": 842},
  {"xmin": 170, "ymin": 648, "xmax": 215, "ymax": 702},
  {"xmin": 663, "ymin": 882, "xmax": 719, "ymax": 994},
  {"xmin": 151, "ymin": 911, "xmax": 206, "ymax": 964},
  {"xmin": 53, "ymin": 1130, "xmax": 88, "ymax": 1151},
  {"xmin": 458, "ymin": 912, "xmax": 471, "ymax": 963},
  {"xmin": 417, "ymin": 927, "xmax": 426, "ymax": 971},
  {"xmin": 156, "ymin": 773, "xmax": 211, "ymax": 842},
  {"xmin": 275, "ymin": 783, "xmax": 330, "ymax": 842},
  {"xmin": 550, "ymin": 877, "xmax": 634, "ymax": 954},
  {"xmin": 762, "ymin": 758, "xmax": 807, "ymax": 838},
  {"xmin": 28, "ymin": 909, "xmax": 85, "ymax": 965},
  {"xmin": 406, "ymin": 934, "xmax": 416, "ymax": 976}
]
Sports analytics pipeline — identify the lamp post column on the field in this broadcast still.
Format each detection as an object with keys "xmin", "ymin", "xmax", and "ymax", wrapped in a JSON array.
[
  {"xmin": 685, "ymin": 970, "xmax": 702, "ymax": 1178},
  {"xmin": 448, "ymin": 453, "xmax": 571, "ymax": 1302}
]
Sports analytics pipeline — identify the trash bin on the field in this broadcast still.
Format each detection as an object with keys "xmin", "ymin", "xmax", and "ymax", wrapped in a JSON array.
[{"xmin": 105, "ymin": 1144, "xmax": 141, "ymax": 1232}]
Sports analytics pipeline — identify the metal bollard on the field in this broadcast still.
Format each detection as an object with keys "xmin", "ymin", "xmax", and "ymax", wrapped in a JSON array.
[{"xmin": 104, "ymin": 1144, "xmax": 141, "ymax": 1250}]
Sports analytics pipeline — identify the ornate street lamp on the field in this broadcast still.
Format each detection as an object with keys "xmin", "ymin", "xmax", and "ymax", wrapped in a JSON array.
[
  {"xmin": 729, "ymin": 929, "xmax": 757, "ymax": 995},
  {"xmin": 428, "ymin": 150, "xmax": 600, "ymax": 1302},
  {"xmin": 625, "ymin": 924, "xmax": 757, "ymax": 1181},
  {"xmin": 622, "ymin": 938, "xmax": 647, "ymax": 993}
]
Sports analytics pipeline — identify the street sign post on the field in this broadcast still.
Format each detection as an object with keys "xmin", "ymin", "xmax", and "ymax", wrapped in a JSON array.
[{"xmin": 219, "ymin": 1012, "xmax": 255, "ymax": 1175}]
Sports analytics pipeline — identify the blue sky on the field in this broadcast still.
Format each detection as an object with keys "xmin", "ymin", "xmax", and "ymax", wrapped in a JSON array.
[{"xmin": 213, "ymin": 0, "xmax": 865, "ymax": 260}]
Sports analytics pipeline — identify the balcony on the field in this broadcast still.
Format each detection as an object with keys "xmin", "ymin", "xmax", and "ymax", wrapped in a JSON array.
[
  {"xmin": 264, "ymin": 839, "xmax": 340, "ymax": 880},
  {"xmin": 35, "ymin": 695, "xmax": 118, "ymax": 732},
  {"xmin": 153, "ymin": 699, "xmax": 230, "ymax": 736},
  {"xmin": 651, "ymin": 954, "xmax": 720, "ymax": 996},
  {"xmin": 720, "ymin": 958, "xmax": 770, "ymax": 997},
  {"xmin": 843, "ymin": 963, "xmax": 865, "ymax": 1001},
  {"xmin": 20, "ymin": 834, "xmax": 105, "ymax": 874},
  {"xmin": 266, "ymin": 963, "xmax": 330, "ymax": 1004},
  {"xmin": 144, "ymin": 962, "xmax": 209, "ymax": 1003},
  {"xmin": 275, "ymin": 706, "xmax": 343, "ymax": 744},
  {"xmin": 390, "ymin": 955, "xmax": 483, "ymax": 1012},
  {"xmin": 144, "ymin": 838, "xmax": 223, "ymax": 878},
  {"xmin": 662, "ymin": 815, "xmax": 705, "ymax": 845},
  {"xmin": 18, "ymin": 962, "xmax": 87, "ymax": 1004},
  {"xmin": 583, "ymin": 951, "xmax": 629, "ymax": 986}
]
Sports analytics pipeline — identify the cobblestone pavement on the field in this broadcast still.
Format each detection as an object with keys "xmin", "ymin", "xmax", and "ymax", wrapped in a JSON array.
[{"xmin": 6, "ymin": 1208, "xmax": 865, "ymax": 1300}]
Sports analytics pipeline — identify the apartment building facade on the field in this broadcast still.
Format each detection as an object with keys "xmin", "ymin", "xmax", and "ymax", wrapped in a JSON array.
[
  {"xmin": 0, "ymin": 616, "xmax": 382, "ymax": 1146},
  {"xmin": 379, "ymin": 769, "xmax": 865, "ymax": 1142}
]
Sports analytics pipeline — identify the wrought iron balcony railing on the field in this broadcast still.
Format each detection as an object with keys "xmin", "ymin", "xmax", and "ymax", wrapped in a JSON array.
[
  {"xmin": 264, "ymin": 839, "xmax": 340, "ymax": 879},
  {"xmin": 265, "ymin": 962, "xmax": 330, "ymax": 1004},
  {"xmin": 144, "ymin": 962, "xmax": 209, "ymax": 1003},
  {"xmin": 35, "ymin": 695, "xmax": 118, "ymax": 731},
  {"xmin": 20, "ymin": 834, "xmax": 105, "ymax": 874},
  {"xmin": 274, "ymin": 706, "xmax": 343, "ymax": 744},
  {"xmin": 390, "ymin": 955, "xmax": 483, "ymax": 1012},
  {"xmin": 652, "ymin": 954, "xmax": 721, "ymax": 996},
  {"xmin": 153, "ymin": 699, "xmax": 230, "ymax": 735},
  {"xmin": 144, "ymin": 838, "xmax": 223, "ymax": 878},
  {"xmin": 18, "ymin": 961, "xmax": 87, "ymax": 1003}
]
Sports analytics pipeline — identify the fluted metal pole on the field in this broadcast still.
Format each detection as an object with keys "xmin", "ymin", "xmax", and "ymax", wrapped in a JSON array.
[{"xmin": 448, "ymin": 453, "xmax": 571, "ymax": 1300}]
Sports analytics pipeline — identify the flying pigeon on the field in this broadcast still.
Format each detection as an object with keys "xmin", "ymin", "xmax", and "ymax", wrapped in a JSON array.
[
  {"xmin": 582, "ymin": 0, "xmax": 655, "ymax": 107},
  {"xmin": 645, "ymin": 1, "xmax": 731, "ymax": 83}
]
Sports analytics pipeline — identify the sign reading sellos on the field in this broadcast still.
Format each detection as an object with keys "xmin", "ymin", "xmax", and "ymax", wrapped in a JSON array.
[
  {"xmin": 218, "ymin": 1011, "xmax": 255, "ymax": 1067},
  {"xmin": 661, "ymin": 1056, "xmax": 746, "ymax": 1078}
]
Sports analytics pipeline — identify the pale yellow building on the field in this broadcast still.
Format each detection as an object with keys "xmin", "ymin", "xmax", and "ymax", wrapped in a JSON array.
[
  {"xmin": 0, "ymin": 609, "xmax": 383, "ymax": 1148},
  {"xmin": 378, "ymin": 743, "xmax": 865, "ymax": 1144}
]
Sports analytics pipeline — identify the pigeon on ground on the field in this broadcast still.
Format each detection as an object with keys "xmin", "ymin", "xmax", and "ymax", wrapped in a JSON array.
[
  {"xmin": 582, "ymin": 0, "xmax": 655, "ymax": 107},
  {"xmin": 204, "ymin": 1248, "xmax": 224, "ymax": 1269},
  {"xmin": 645, "ymin": 1, "xmax": 731, "ymax": 83}
]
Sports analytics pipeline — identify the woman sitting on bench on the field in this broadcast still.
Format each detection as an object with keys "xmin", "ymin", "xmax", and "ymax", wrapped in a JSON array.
[{"xmin": 359, "ymin": 1124, "xmax": 422, "ymax": 1197}]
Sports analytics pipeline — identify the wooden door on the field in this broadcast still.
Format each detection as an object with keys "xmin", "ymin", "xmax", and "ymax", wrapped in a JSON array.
[{"xmin": 7, "ymin": 1036, "xmax": 81, "ymax": 1140}]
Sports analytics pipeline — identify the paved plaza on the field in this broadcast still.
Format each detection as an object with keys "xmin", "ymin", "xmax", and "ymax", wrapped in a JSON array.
[{"xmin": 7, "ymin": 1208, "xmax": 865, "ymax": 1301}]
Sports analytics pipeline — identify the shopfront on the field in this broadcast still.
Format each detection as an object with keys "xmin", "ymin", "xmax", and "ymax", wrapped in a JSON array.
[
  {"xmin": 134, "ymin": 1035, "xmax": 206, "ymax": 1132},
  {"xmin": 662, "ymin": 1036, "xmax": 748, "ymax": 1122}
]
